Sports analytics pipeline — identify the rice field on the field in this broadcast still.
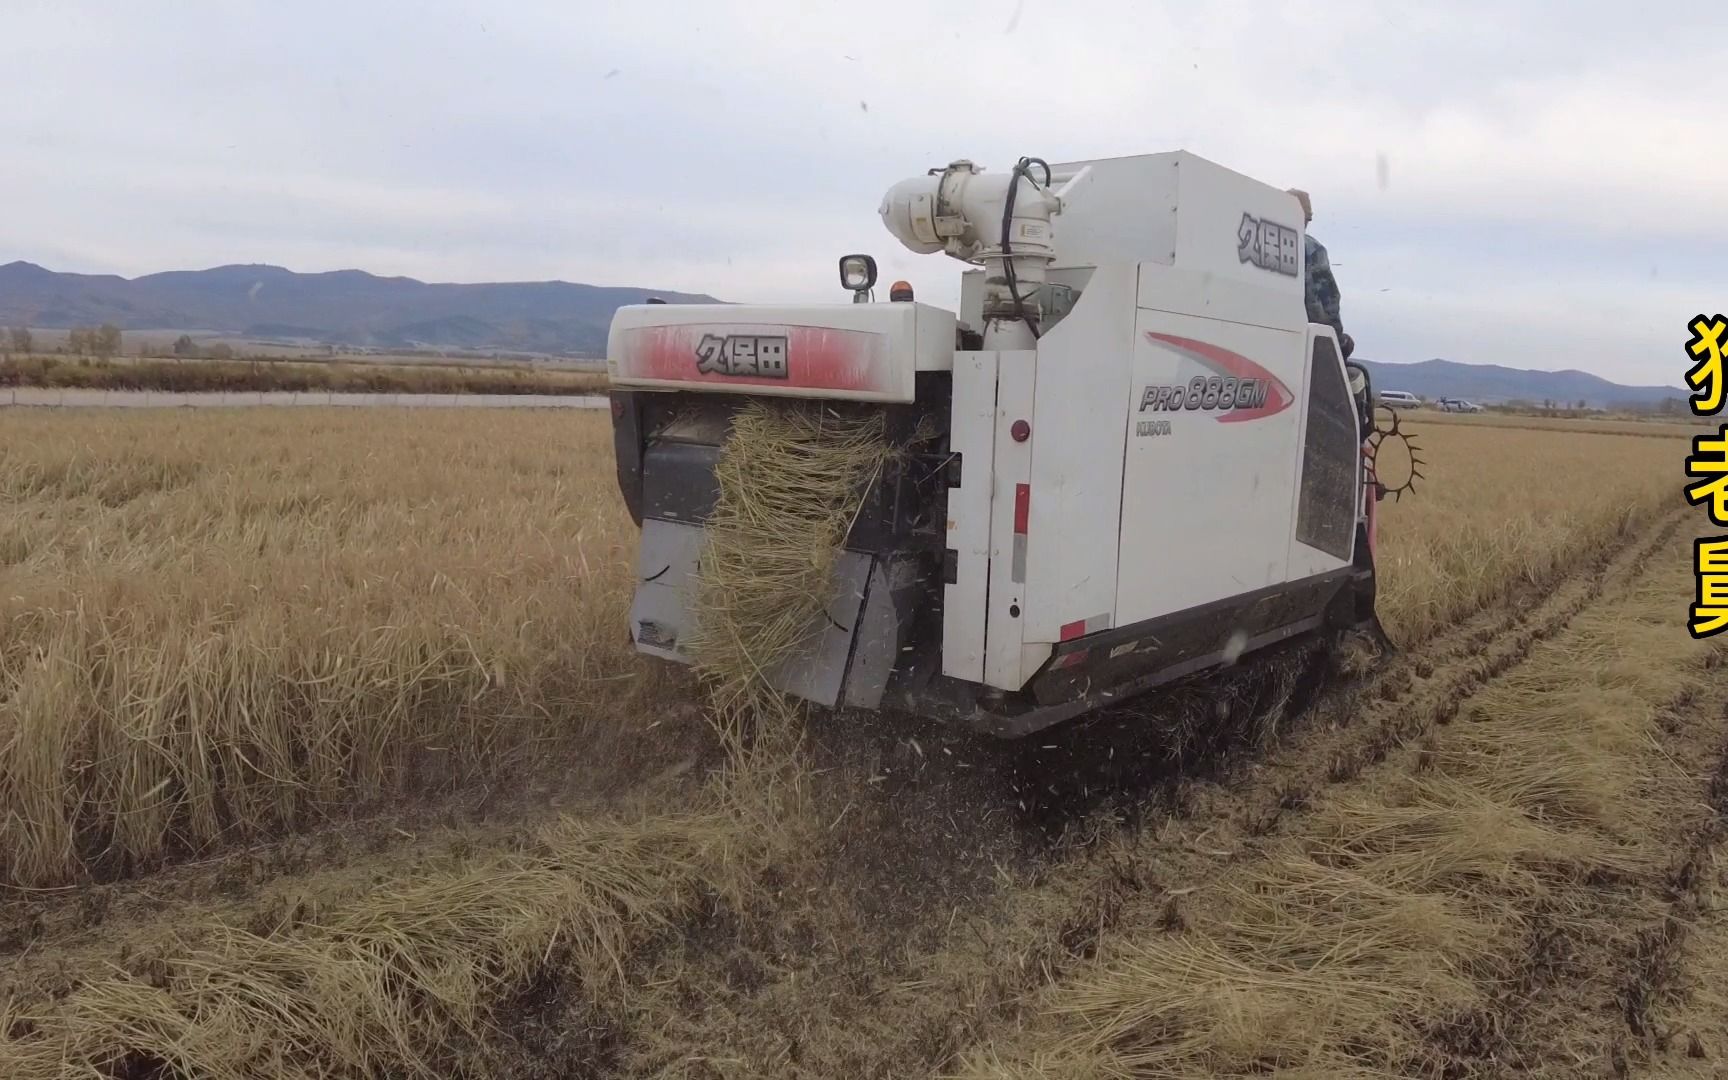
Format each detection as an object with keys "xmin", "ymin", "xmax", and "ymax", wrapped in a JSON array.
[
  {"xmin": 1368, "ymin": 419, "xmax": 1677, "ymax": 642},
  {"xmin": 0, "ymin": 406, "xmax": 1716, "ymax": 1078},
  {"xmin": 0, "ymin": 409, "xmax": 642, "ymax": 887}
]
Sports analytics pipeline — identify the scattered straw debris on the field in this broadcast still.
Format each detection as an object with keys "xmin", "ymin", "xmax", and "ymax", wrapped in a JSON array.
[
  {"xmin": 686, "ymin": 401, "xmax": 891, "ymax": 749},
  {"xmin": 0, "ymin": 814, "xmax": 748, "ymax": 1080}
]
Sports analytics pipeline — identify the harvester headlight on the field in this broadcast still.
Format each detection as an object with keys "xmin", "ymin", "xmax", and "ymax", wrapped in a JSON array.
[{"xmin": 839, "ymin": 254, "xmax": 878, "ymax": 293}]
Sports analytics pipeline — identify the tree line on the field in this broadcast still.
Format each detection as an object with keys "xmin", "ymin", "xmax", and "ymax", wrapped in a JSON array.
[
  {"xmin": 0, "ymin": 326, "xmax": 236, "ymax": 361},
  {"xmin": 0, "ymin": 324, "xmax": 123, "ymax": 358}
]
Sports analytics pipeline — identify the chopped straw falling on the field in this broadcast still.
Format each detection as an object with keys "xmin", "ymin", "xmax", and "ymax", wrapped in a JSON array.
[{"xmin": 685, "ymin": 401, "xmax": 892, "ymax": 748}]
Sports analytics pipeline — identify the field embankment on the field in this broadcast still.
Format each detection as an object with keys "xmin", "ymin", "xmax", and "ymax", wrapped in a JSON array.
[
  {"xmin": 1412, "ymin": 406, "xmax": 1710, "ymax": 440},
  {"xmin": 0, "ymin": 354, "xmax": 604, "ymax": 396}
]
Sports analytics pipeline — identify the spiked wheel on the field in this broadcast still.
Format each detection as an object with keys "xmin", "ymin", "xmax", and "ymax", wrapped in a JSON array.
[{"xmin": 1366, "ymin": 406, "xmax": 1426, "ymax": 502}]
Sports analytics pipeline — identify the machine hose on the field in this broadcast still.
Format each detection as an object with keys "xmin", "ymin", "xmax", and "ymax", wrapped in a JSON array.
[{"xmin": 1000, "ymin": 155, "xmax": 1051, "ymax": 340}]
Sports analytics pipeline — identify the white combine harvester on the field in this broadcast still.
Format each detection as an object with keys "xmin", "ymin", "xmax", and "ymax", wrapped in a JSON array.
[{"xmin": 606, "ymin": 152, "xmax": 1386, "ymax": 737}]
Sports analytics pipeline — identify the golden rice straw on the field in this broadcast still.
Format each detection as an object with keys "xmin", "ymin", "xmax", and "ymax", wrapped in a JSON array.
[{"xmin": 685, "ymin": 400, "xmax": 891, "ymax": 752}]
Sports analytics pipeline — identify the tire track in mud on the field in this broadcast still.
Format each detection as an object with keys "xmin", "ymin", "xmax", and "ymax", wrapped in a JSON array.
[
  {"xmin": 1198, "ymin": 508, "xmax": 1682, "ymax": 840},
  {"xmin": 0, "ymin": 805, "xmax": 531, "ymax": 1000},
  {"xmin": 987, "ymin": 507, "xmax": 1685, "ymax": 838},
  {"xmin": 612, "ymin": 510, "xmax": 1688, "ymax": 1077},
  {"xmin": 1389, "ymin": 648, "xmax": 1728, "ymax": 1078},
  {"xmin": 1637, "ymin": 717, "xmax": 1728, "ymax": 1079},
  {"xmin": 0, "ymin": 697, "xmax": 724, "ymax": 992},
  {"xmin": 942, "ymin": 515, "xmax": 1715, "ymax": 1080},
  {"xmin": 1540, "ymin": 658, "xmax": 1728, "ymax": 1077},
  {"xmin": 966, "ymin": 510, "xmax": 1685, "ymax": 1067}
]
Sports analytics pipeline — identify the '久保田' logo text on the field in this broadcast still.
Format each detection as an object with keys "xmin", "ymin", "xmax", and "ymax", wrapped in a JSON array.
[
  {"xmin": 695, "ymin": 334, "xmax": 789, "ymax": 378},
  {"xmin": 1237, "ymin": 212, "xmax": 1299, "ymax": 277}
]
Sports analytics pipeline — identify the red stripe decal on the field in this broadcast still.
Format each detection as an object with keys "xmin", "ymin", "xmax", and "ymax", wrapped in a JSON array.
[
  {"xmin": 618, "ymin": 324, "xmax": 889, "ymax": 394},
  {"xmin": 1143, "ymin": 331, "xmax": 1294, "ymax": 422},
  {"xmin": 1013, "ymin": 484, "xmax": 1030, "ymax": 535},
  {"xmin": 1060, "ymin": 618, "xmax": 1087, "ymax": 641}
]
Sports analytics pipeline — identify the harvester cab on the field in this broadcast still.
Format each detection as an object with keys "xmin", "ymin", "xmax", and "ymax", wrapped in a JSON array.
[{"xmin": 607, "ymin": 151, "xmax": 1386, "ymax": 737}]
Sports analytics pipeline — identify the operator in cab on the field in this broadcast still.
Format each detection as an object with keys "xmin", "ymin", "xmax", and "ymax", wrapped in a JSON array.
[
  {"xmin": 1290, "ymin": 188, "xmax": 1369, "ymax": 433},
  {"xmin": 1287, "ymin": 188, "xmax": 1352, "ymax": 361}
]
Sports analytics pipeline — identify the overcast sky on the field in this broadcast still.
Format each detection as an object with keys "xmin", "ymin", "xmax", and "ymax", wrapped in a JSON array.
[{"xmin": 3, "ymin": 1, "xmax": 1718, "ymax": 385}]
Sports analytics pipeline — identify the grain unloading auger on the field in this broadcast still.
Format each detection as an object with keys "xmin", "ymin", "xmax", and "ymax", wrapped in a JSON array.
[{"xmin": 607, "ymin": 151, "xmax": 1390, "ymax": 738}]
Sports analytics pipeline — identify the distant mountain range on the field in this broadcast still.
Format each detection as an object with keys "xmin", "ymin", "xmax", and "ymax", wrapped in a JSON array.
[
  {"xmin": 0, "ymin": 261, "xmax": 718, "ymax": 356},
  {"xmin": 0, "ymin": 261, "xmax": 1685, "ymax": 405},
  {"xmin": 1358, "ymin": 358, "xmax": 1680, "ymax": 411}
]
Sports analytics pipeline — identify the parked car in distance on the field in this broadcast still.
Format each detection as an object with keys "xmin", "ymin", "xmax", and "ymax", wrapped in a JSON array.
[
  {"xmin": 1378, "ymin": 390, "xmax": 1423, "ymax": 409},
  {"xmin": 1436, "ymin": 397, "xmax": 1485, "ymax": 413}
]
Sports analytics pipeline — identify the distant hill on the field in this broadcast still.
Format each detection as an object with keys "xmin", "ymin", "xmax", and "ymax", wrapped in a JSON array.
[
  {"xmin": 0, "ymin": 261, "xmax": 719, "ymax": 356},
  {"xmin": 1359, "ymin": 357, "xmax": 1683, "ymax": 411},
  {"xmin": 0, "ymin": 261, "xmax": 1688, "ymax": 402}
]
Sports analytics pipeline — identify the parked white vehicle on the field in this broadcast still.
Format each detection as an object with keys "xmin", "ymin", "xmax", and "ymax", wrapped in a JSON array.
[
  {"xmin": 1436, "ymin": 397, "xmax": 1484, "ymax": 413},
  {"xmin": 1378, "ymin": 390, "xmax": 1422, "ymax": 409}
]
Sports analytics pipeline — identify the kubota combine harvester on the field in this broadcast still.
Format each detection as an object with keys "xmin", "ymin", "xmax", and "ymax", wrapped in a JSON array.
[{"xmin": 606, "ymin": 151, "xmax": 1389, "ymax": 737}]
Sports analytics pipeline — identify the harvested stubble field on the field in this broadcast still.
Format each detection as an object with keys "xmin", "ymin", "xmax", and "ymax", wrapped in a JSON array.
[{"xmin": 1, "ymin": 406, "xmax": 1722, "ymax": 1079}]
